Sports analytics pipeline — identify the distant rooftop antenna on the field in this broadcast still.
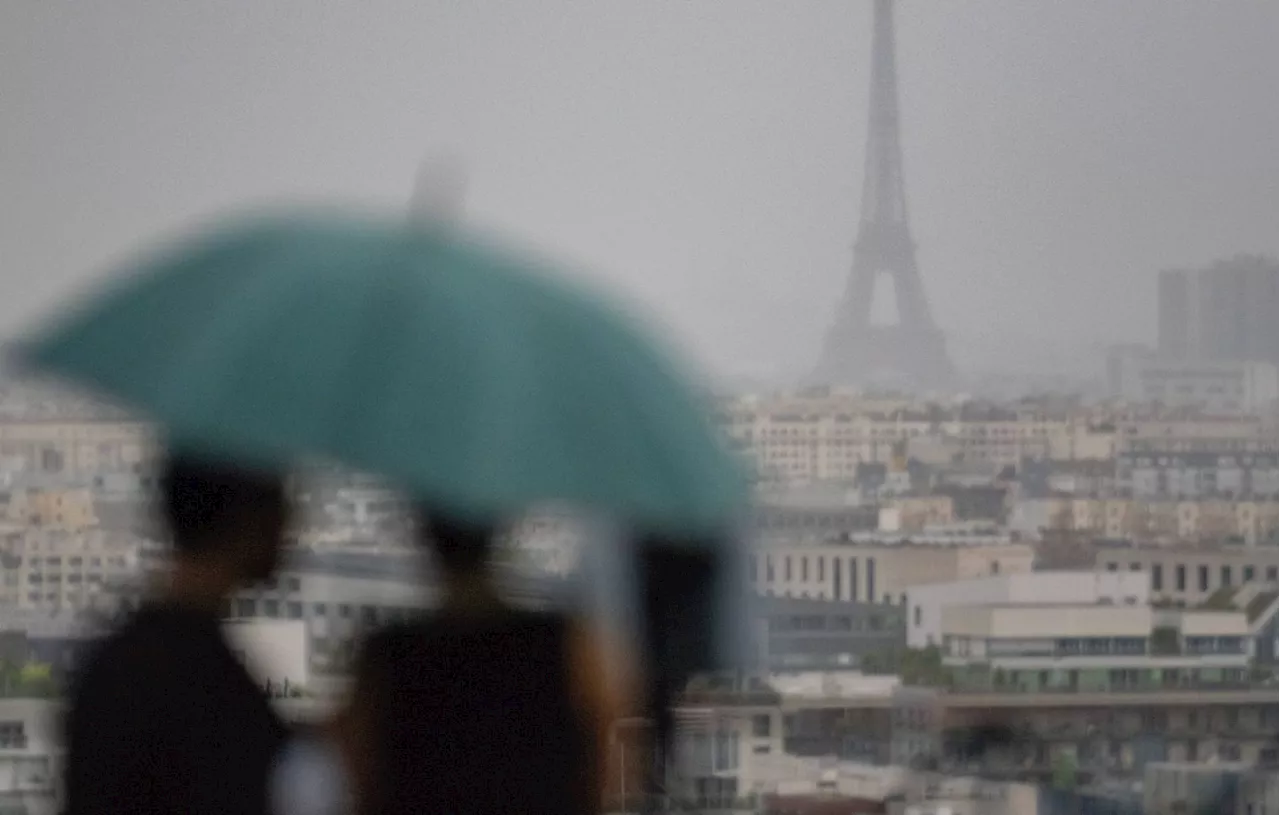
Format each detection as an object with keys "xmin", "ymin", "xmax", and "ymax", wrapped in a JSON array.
[{"xmin": 410, "ymin": 153, "xmax": 469, "ymax": 227}]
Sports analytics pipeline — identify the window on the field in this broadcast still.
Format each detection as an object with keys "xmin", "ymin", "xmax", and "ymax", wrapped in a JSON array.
[
  {"xmin": 784, "ymin": 557, "xmax": 792, "ymax": 582},
  {"xmin": 1106, "ymin": 562, "xmax": 1118, "ymax": 572},
  {"xmin": 1152, "ymin": 564, "xmax": 1164, "ymax": 591},
  {"xmin": 1244, "ymin": 566, "xmax": 1256, "ymax": 582},
  {"xmin": 913, "ymin": 606, "xmax": 922, "ymax": 626},
  {"xmin": 1175, "ymin": 565, "xmax": 1186, "ymax": 592},
  {"xmin": 751, "ymin": 715, "xmax": 771, "ymax": 738},
  {"xmin": 817, "ymin": 557, "xmax": 825, "ymax": 583},
  {"xmin": 1221, "ymin": 566, "xmax": 1232, "ymax": 587},
  {"xmin": 0, "ymin": 721, "xmax": 27, "ymax": 749},
  {"xmin": 1267, "ymin": 566, "xmax": 1277, "ymax": 583},
  {"xmin": 867, "ymin": 558, "xmax": 876, "ymax": 603},
  {"xmin": 1198, "ymin": 565, "xmax": 1209, "ymax": 593},
  {"xmin": 801, "ymin": 557, "xmax": 808, "ymax": 582}
]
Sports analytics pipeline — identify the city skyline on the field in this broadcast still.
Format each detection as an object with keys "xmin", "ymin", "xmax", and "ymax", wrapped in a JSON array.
[{"xmin": 1, "ymin": 1, "xmax": 1275, "ymax": 384}]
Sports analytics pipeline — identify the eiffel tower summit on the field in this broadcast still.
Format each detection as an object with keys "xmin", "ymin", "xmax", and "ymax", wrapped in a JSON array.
[{"xmin": 811, "ymin": 0, "xmax": 954, "ymax": 389}]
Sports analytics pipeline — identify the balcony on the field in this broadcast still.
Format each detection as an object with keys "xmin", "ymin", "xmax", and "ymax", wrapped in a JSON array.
[
  {"xmin": 680, "ymin": 677, "xmax": 782, "ymax": 707},
  {"xmin": 679, "ymin": 689, "xmax": 782, "ymax": 706}
]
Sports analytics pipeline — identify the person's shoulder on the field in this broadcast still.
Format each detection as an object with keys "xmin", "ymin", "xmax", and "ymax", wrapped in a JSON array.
[
  {"xmin": 67, "ymin": 618, "xmax": 170, "ymax": 720},
  {"xmin": 369, "ymin": 610, "xmax": 569, "ymax": 651},
  {"xmin": 76, "ymin": 616, "xmax": 155, "ymax": 677},
  {"xmin": 73, "ymin": 611, "xmax": 206, "ymax": 692}
]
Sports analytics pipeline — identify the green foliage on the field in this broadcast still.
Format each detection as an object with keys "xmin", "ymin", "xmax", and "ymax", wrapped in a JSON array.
[
  {"xmin": 0, "ymin": 659, "xmax": 58, "ymax": 698},
  {"xmin": 861, "ymin": 645, "xmax": 947, "ymax": 686},
  {"xmin": 1052, "ymin": 752, "xmax": 1078, "ymax": 791}
]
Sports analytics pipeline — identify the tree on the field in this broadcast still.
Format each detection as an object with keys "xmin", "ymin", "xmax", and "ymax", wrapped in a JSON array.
[
  {"xmin": 860, "ymin": 645, "xmax": 947, "ymax": 686},
  {"xmin": 1051, "ymin": 752, "xmax": 1078, "ymax": 791},
  {"xmin": 0, "ymin": 660, "xmax": 58, "ymax": 698}
]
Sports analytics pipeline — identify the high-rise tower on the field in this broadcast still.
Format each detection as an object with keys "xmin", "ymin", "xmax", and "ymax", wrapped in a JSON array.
[{"xmin": 811, "ymin": 0, "xmax": 953, "ymax": 388}]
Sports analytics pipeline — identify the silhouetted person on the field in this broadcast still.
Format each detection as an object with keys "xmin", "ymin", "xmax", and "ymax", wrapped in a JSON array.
[
  {"xmin": 64, "ymin": 454, "xmax": 292, "ymax": 815},
  {"xmin": 332, "ymin": 512, "xmax": 624, "ymax": 815}
]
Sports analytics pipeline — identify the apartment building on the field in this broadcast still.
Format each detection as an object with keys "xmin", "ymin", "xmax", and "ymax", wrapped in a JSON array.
[
  {"xmin": 0, "ymin": 419, "xmax": 155, "ymax": 477},
  {"xmin": 0, "ymin": 530, "xmax": 139, "ymax": 610},
  {"xmin": 750, "ymin": 596, "xmax": 904, "ymax": 671},
  {"xmin": 1094, "ymin": 545, "xmax": 1278, "ymax": 606},
  {"xmin": 2, "ymin": 488, "xmax": 97, "ymax": 530},
  {"xmin": 667, "ymin": 671, "xmax": 938, "ymax": 805},
  {"xmin": 717, "ymin": 396, "xmax": 1111, "ymax": 482},
  {"xmin": 1157, "ymin": 255, "xmax": 1278, "ymax": 366},
  {"xmin": 941, "ymin": 603, "xmax": 1251, "ymax": 690},
  {"xmin": 906, "ymin": 572, "xmax": 1150, "ymax": 649},
  {"xmin": 0, "ymin": 698, "xmax": 62, "ymax": 815},
  {"xmin": 749, "ymin": 540, "xmax": 1035, "ymax": 607},
  {"xmin": 1014, "ymin": 495, "xmax": 1278, "ymax": 546},
  {"xmin": 1116, "ymin": 433, "xmax": 1278, "ymax": 500},
  {"xmin": 717, "ymin": 394, "xmax": 1279, "ymax": 485},
  {"xmin": 1107, "ymin": 351, "xmax": 1278, "ymax": 415},
  {"xmin": 878, "ymin": 496, "xmax": 954, "ymax": 532},
  {"xmin": 938, "ymin": 608, "xmax": 1276, "ymax": 774}
]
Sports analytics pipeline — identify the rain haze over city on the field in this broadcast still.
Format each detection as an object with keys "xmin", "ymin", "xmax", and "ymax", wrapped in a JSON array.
[{"xmin": 0, "ymin": 2, "xmax": 1276, "ymax": 814}]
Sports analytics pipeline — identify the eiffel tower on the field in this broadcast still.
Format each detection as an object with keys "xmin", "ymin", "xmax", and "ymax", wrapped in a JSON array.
[{"xmin": 811, "ymin": 0, "xmax": 954, "ymax": 389}]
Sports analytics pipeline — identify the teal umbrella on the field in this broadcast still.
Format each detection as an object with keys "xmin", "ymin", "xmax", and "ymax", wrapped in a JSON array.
[{"xmin": 14, "ymin": 208, "xmax": 747, "ymax": 534}]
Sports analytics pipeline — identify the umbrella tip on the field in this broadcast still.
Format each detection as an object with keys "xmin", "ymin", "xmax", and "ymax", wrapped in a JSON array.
[{"xmin": 410, "ymin": 153, "xmax": 469, "ymax": 226}]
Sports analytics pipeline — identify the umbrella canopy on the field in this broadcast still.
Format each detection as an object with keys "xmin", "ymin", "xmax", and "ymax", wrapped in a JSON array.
[{"xmin": 14, "ymin": 208, "xmax": 747, "ymax": 534}]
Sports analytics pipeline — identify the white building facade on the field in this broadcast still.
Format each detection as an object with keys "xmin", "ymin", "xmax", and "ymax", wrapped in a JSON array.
[{"xmin": 906, "ymin": 572, "xmax": 1150, "ymax": 650}]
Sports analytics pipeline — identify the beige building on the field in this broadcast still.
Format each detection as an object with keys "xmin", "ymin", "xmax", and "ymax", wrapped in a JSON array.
[
  {"xmin": 3, "ymin": 488, "xmax": 98, "ymax": 530},
  {"xmin": 907, "ymin": 571, "xmax": 1151, "ymax": 649},
  {"xmin": 938, "ymin": 599, "xmax": 1273, "ymax": 769},
  {"xmin": 719, "ymin": 395, "xmax": 1278, "ymax": 484},
  {"xmin": 1020, "ymin": 495, "xmax": 1278, "ymax": 547},
  {"xmin": 0, "ymin": 419, "xmax": 155, "ymax": 476},
  {"xmin": 0, "ymin": 530, "xmax": 140, "ymax": 610},
  {"xmin": 717, "ymin": 395, "xmax": 1087, "ymax": 481},
  {"xmin": 1095, "ymin": 545, "xmax": 1279, "ymax": 606},
  {"xmin": 879, "ymin": 496, "xmax": 954, "ymax": 532},
  {"xmin": 750, "ymin": 541, "xmax": 1035, "ymax": 606}
]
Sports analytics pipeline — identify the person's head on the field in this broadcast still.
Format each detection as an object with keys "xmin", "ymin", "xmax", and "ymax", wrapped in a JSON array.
[
  {"xmin": 417, "ymin": 509, "xmax": 500, "ymax": 584},
  {"xmin": 159, "ymin": 453, "xmax": 290, "ymax": 584}
]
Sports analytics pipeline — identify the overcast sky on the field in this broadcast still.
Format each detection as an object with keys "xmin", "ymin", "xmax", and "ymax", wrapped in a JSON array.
[{"xmin": 2, "ymin": 1, "xmax": 1275, "ymax": 382}]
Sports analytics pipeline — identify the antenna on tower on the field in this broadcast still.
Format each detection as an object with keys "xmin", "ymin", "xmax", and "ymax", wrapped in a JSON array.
[{"xmin": 409, "ymin": 153, "xmax": 469, "ymax": 226}]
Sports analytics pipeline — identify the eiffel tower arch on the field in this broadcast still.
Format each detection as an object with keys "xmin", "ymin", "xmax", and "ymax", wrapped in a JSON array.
[{"xmin": 811, "ymin": 0, "xmax": 954, "ymax": 389}]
